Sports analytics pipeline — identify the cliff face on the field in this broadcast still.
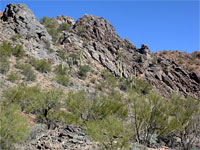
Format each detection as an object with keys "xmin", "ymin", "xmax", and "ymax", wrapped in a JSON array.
[
  {"xmin": 0, "ymin": 3, "xmax": 199, "ymax": 99},
  {"xmin": 154, "ymin": 50, "xmax": 200, "ymax": 75},
  {"xmin": 61, "ymin": 15, "xmax": 200, "ymax": 98}
]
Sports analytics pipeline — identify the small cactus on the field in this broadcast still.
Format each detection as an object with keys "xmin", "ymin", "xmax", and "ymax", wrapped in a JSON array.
[
  {"xmin": 80, "ymin": 50, "xmax": 83, "ymax": 65},
  {"xmin": 120, "ymin": 59, "xmax": 123, "ymax": 78}
]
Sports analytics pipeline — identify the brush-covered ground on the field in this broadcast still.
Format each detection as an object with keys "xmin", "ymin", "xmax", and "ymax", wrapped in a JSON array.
[{"xmin": 0, "ymin": 3, "xmax": 200, "ymax": 150}]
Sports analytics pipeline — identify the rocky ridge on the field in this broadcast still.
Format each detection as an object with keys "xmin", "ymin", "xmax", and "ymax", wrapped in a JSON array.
[
  {"xmin": 0, "ymin": 3, "xmax": 199, "ymax": 99},
  {"xmin": 154, "ymin": 50, "xmax": 200, "ymax": 75},
  {"xmin": 0, "ymin": 3, "xmax": 200, "ymax": 150},
  {"xmin": 61, "ymin": 15, "xmax": 200, "ymax": 98}
]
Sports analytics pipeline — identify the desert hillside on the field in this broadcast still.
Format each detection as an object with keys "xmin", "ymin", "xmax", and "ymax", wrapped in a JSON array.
[
  {"xmin": 154, "ymin": 50, "xmax": 200, "ymax": 75},
  {"xmin": 0, "ymin": 3, "xmax": 199, "ymax": 150}
]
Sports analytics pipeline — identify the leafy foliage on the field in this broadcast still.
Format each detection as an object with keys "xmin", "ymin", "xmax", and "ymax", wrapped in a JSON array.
[
  {"xmin": 129, "ymin": 91, "xmax": 168, "ymax": 145},
  {"xmin": 12, "ymin": 44, "xmax": 25, "ymax": 58},
  {"xmin": 0, "ymin": 104, "xmax": 30, "ymax": 150},
  {"xmin": 54, "ymin": 63, "xmax": 68, "ymax": 75},
  {"xmin": 86, "ymin": 115, "xmax": 131, "ymax": 150},
  {"xmin": 0, "ymin": 57, "xmax": 10, "ymax": 74},
  {"xmin": 40, "ymin": 17, "xmax": 59, "ymax": 42},
  {"xmin": 58, "ymin": 22, "xmax": 71, "ymax": 32},
  {"xmin": 78, "ymin": 65, "xmax": 90, "ymax": 79},
  {"xmin": 2, "ymin": 86, "xmax": 64, "ymax": 129},
  {"xmin": 29, "ymin": 57, "xmax": 51, "ymax": 73},
  {"xmin": 16, "ymin": 63, "xmax": 36, "ymax": 81},
  {"xmin": 65, "ymin": 90, "xmax": 128, "ymax": 124},
  {"xmin": 7, "ymin": 72, "xmax": 20, "ymax": 82},
  {"xmin": 0, "ymin": 41, "xmax": 12, "ymax": 58},
  {"xmin": 56, "ymin": 74, "xmax": 70, "ymax": 86}
]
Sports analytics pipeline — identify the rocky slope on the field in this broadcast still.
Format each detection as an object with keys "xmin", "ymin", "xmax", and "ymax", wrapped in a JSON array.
[
  {"xmin": 0, "ymin": 3, "xmax": 200, "ymax": 150},
  {"xmin": 1, "ymin": 3, "xmax": 199, "ymax": 99},
  {"xmin": 154, "ymin": 50, "xmax": 200, "ymax": 75}
]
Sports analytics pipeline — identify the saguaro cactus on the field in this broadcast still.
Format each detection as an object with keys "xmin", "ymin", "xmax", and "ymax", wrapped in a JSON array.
[
  {"xmin": 80, "ymin": 50, "xmax": 83, "ymax": 65},
  {"xmin": 120, "ymin": 59, "xmax": 123, "ymax": 78}
]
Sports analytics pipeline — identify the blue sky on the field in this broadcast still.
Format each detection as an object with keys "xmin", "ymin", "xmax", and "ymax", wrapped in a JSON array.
[{"xmin": 0, "ymin": 0, "xmax": 199, "ymax": 53}]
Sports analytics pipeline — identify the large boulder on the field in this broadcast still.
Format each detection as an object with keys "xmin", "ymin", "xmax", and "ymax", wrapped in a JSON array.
[{"xmin": 2, "ymin": 3, "xmax": 51, "ymax": 45}]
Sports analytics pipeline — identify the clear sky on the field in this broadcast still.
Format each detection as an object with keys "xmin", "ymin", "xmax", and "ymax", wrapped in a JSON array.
[{"xmin": 0, "ymin": 0, "xmax": 199, "ymax": 53}]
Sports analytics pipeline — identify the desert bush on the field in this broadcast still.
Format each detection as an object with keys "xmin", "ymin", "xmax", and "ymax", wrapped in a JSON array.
[
  {"xmin": 40, "ymin": 17, "xmax": 59, "ymax": 43},
  {"xmin": 78, "ymin": 65, "xmax": 90, "ymax": 79},
  {"xmin": 7, "ymin": 72, "xmax": 20, "ymax": 82},
  {"xmin": 35, "ymin": 60, "xmax": 51, "ymax": 73},
  {"xmin": 29, "ymin": 58, "xmax": 51, "ymax": 73},
  {"xmin": 16, "ymin": 63, "xmax": 36, "ymax": 81},
  {"xmin": 86, "ymin": 115, "xmax": 131, "ymax": 150},
  {"xmin": 101, "ymin": 70, "xmax": 117, "ymax": 88},
  {"xmin": 165, "ymin": 94, "xmax": 200, "ymax": 150},
  {"xmin": 76, "ymin": 25, "xmax": 85, "ymax": 34},
  {"xmin": 56, "ymin": 74, "xmax": 70, "ymax": 86},
  {"xmin": 57, "ymin": 50, "xmax": 67, "ymax": 60},
  {"xmin": 119, "ymin": 78, "xmax": 132, "ymax": 91},
  {"xmin": 11, "ymin": 34, "xmax": 22, "ymax": 41},
  {"xmin": 0, "ymin": 103, "xmax": 30, "ymax": 150},
  {"xmin": 0, "ymin": 41, "xmax": 12, "ymax": 58},
  {"xmin": 12, "ymin": 44, "xmax": 25, "ymax": 58},
  {"xmin": 2, "ymin": 86, "xmax": 64, "ymax": 129},
  {"xmin": 65, "ymin": 90, "xmax": 128, "ymax": 125},
  {"xmin": 32, "ymin": 88, "xmax": 64, "ymax": 128},
  {"xmin": 68, "ymin": 53, "xmax": 79, "ymax": 66},
  {"xmin": 129, "ymin": 91, "xmax": 169, "ymax": 145},
  {"xmin": 0, "ymin": 57, "xmax": 10, "ymax": 74},
  {"xmin": 54, "ymin": 63, "xmax": 68, "ymax": 75},
  {"xmin": 132, "ymin": 78, "xmax": 152, "ymax": 95},
  {"xmin": 58, "ymin": 22, "xmax": 71, "ymax": 32}
]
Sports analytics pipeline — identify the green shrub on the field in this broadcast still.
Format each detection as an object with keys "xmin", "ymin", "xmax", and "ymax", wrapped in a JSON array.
[
  {"xmin": 65, "ymin": 90, "xmax": 128, "ymax": 125},
  {"xmin": 165, "ymin": 94, "xmax": 200, "ymax": 149},
  {"xmin": 56, "ymin": 74, "xmax": 70, "ymax": 86},
  {"xmin": 0, "ymin": 57, "xmax": 10, "ymax": 74},
  {"xmin": 0, "ymin": 41, "xmax": 25, "ymax": 59},
  {"xmin": 68, "ymin": 53, "xmax": 79, "ymax": 66},
  {"xmin": 29, "ymin": 58, "xmax": 51, "ymax": 73},
  {"xmin": 35, "ymin": 60, "xmax": 51, "ymax": 73},
  {"xmin": 133, "ymin": 78, "xmax": 152, "ymax": 95},
  {"xmin": 32, "ymin": 88, "xmax": 64, "ymax": 128},
  {"xmin": 57, "ymin": 50, "xmax": 67, "ymax": 60},
  {"xmin": 0, "ymin": 41, "xmax": 12, "ymax": 58},
  {"xmin": 129, "ymin": 92, "xmax": 169, "ymax": 145},
  {"xmin": 86, "ymin": 115, "xmax": 131, "ymax": 150},
  {"xmin": 76, "ymin": 25, "xmax": 85, "ymax": 34},
  {"xmin": 58, "ymin": 22, "xmax": 71, "ymax": 32},
  {"xmin": 11, "ymin": 34, "xmax": 22, "ymax": 41},
  {"xmin": 0, "ymin": 104, "xmax": 30, "ymax": 150},
  {"xmin": 7, "ymin": 72, "xmax": 20, "ymax": 82},
  {"xmin": 2, "ymin": 86, "xmax": 64, "ymax": 129},
  {"xmin": 54, "ymin": 63, "xmax": 68, "ymax": 75},
  {"xmin": 16, "ymin": 63, "xmax": 36, "ymax": 81},
  {"xmin": 78, "ymin": 65, "xmax": 90, "ymax": 79},
  {"xmin": 12, "ymin": 44, "xmax": 25, "ymax": 58},
  {"xmin": 40, "ymin": 17, "xmax": 59, "ymax": 43}
]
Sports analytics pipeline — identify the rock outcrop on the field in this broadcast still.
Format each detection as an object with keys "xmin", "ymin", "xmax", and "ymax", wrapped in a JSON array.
[
  {"xmin": 15, "ymin": 124, "xmax": 98, "ymax": 150},
  {"xmin": 0, "ymin": 3, "xmax": 199, "ymax": 98},
  {"xmin": 0, "ymin": 3, "xmax": 59, "ymax": 62},
  {"xmin": 2, "ymin": 3, "xmax": 51, "ymax": 45},
  {"xmin": 60, "ymin": 15, "xmax": 200, "ymax": 98}
]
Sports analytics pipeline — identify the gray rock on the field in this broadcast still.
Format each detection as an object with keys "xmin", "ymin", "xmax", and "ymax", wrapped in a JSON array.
[{"xmin": 2, "ymin": 3, "xmax": 51, "ymax": 45}]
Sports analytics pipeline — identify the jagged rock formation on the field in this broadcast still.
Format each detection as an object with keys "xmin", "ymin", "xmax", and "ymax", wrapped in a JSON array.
[
  {"xmin": 0, "ymin": 3, "xmax": 59, "ymax": 62},
  {"xmin": 60, "ymin": 15, "xmax": 200, "ymax": 98},
  {"xmin": 154, "ymin": 50, "xmax": 200, "ymax": 75},
  {"xmin": 0, "ymin": 3, "xmax": 199, "ymax": 99}
]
